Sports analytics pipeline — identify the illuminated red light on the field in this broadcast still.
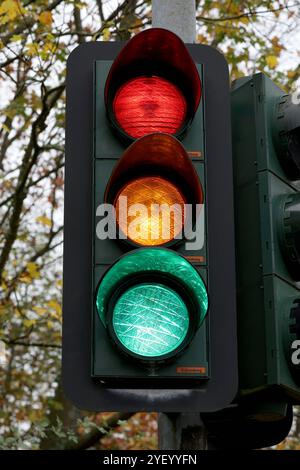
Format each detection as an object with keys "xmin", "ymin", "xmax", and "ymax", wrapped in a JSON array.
[{"xmin": 113, "ymin": 76, "xmax": 187, "ymax": 139}]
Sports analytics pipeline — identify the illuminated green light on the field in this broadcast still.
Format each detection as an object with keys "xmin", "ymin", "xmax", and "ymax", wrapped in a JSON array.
[
  {"xmin": 112, "ymin": 283, "xmax": 189, "ymax": 357},
  {"xmin": 96, "ymin": 248, "xmax": 208, "ymax": 328}
]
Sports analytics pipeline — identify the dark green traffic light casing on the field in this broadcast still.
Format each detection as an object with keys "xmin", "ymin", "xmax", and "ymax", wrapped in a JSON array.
[
  {"xmin": 63, "ymin": 31, "xmax": 237, "ymax": 411},
  {"xmin": 93, "ymin": 59, "xmax": 210, "ymax": 383},
  {"xmin": 232, "ymin": 73, "xmax": 300, "ymax": 401}
]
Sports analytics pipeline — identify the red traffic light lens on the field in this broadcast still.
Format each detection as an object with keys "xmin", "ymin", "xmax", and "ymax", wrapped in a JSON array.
[{"xmin": 113, "ymin": 76, "xmax": 187, "ymax": 139}]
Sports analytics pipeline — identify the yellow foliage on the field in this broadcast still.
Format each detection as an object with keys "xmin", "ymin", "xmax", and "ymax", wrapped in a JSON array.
[
  {"xmin": 240, "ymin": 16, "xmax": 249, "ymax": 25},
  {"xmin": 47, "ymin": 300, "xmax": 61, "ymax": 314},
  {"xmin": 266, "ymin": 55, "xmax": 278, "ymax": 69},
  {"xmin": 43, "ymin": 42, "xmax": 57, "ymax": 54},
  {"xmin": 28, "ymin": 409, "xmax": 42, "ymax": 422},
  {"xmin": 2, "ymin": 123, "xmax": 10, "ymax": 132},
  {"xmin": 19, "ymin": 273, "xmax": 32, "ymax": 284},
  {"xmin": 102, "ymin": 28, "xmax": 111, "ymax": 41},
  {"xmin": 0, "ymin": 305, "xmax": 8, "ymax": 316},
  {"xmin": 23, "ymin": 319, "xmax": 36, "ymax": 328},
  {"xmin": 36, "ymin": 215, "xmax": 52, "ymax": 227},
  {"xmin": 276, "ymin": 439, "xmax": 287, "ymax": 450},
  {"xmin": 32, "ymin": 307, "xmax": 47, "ymax": 316},
  {"xmin": 11, "ymin": 34, "xmax": 22, "ymax": 42},
  {"xmin": 0, "ymin": 0, "xmax": 22, "ymax": 24},
  {"xmin": 26, "ymin": 262, "xmax": 40, "ymax": 280},
  {"xmin": 1, "ymin": 281, "xmax": 8, "ymax": 292},
  {"xmin": 39, "ymin": 11, "xmax": 53, "ymax": 26},
  {"xmin": 197, "ymin": 34, "xmax": 207, "ymax": 44},
  {"xmin": 75, "ymin": 1, "xmax": 87, "ymax": 8},
  {"xmin": 26, "ymin": 43, "xmax": 39, "ymax": 57}
]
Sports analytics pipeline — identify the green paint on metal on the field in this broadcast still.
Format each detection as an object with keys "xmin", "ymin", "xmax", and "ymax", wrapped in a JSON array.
[
  {"xmin": 231, "ymin": 72, "xmax": 300, "ymax": 399},
  {"xmin": 112, "ymin": 283, "xmax": 189, "ymax": 357}
]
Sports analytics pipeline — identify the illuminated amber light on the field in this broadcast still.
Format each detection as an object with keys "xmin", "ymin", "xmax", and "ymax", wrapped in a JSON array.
[{"xmin": 115, "ymin": 176, "xmax": 186, "ymax": 246}]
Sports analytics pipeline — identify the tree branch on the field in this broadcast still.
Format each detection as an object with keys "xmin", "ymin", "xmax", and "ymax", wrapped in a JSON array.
[
  {"xmin": 197, "ymin": 2, "xmax": 300, "ymax": 23},
  {"xmin": 73, "ymin": 4, "xmax": 86, "ymax": 44},
  {"xmin": 67, "ymin": 413, "xmax": 135, "ymax": 450},
  {"xmin": 0, "ymin": 0, "xmax": 65, "ymax": 47},
  {"xmin": 2, "ymin": 339, "xmax": 61, "ymax": 349},
  {"xmin": 0, "ymin": 84, "xmax": 65, "ymax": 279},
  {"xmin": 96, "ymin": 0, "xmax": 105, "ymax": 22}
]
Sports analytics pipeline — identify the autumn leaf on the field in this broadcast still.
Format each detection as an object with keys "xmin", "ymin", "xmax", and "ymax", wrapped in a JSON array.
[
  {"xmin": 0, "ymin": 305, "xmax": 8, "ymax": 316},
  {"xmin": 26, "ymin": 43, "xmax": 39, "ymax": 57},
  {"xmin": 28, "ymin": 410, "xmax": 42, "ymax": 422},
  {"xmin": 23, "ymin": 319, "xmax": 36, "ymax": 328},
  {"xmin": 42, "ymin": 42, "xmax": 57, "ymax": 58},
  {"xmin": 11, "ymin": 34, "xmax": 23, "ymax": 42},
  {"xmin": 75, "ymin": 1, "xmax": 87, "ymax": 8},
  {"xmin": 32, "ymin": 306, "xmax": 47, "ymax": 316},
  {"xmin": 240, "ymin": 16, "xmax": 250, "ymax": 24},
  {"xmin": 19, "ymin": 273, "xmax": 32, "ymax": 284},
  {"xmin": 1, "ymin": 281, "xmax": 8, "ymax": 292},
  {"xmin": 39, "ymin": 11, "xmax": 53, "ymax": 26},
  {"xmin": 102, "ymin": 27, "xmax": 111, "ymax": 41},
  {"xmin": 47, "ymin": 300, "xmax": 62, "ymax": 314},
  {"xmin": 266, "ymin": 55, "xmax": 278, "ymax": 69},
  {"xmin": 36, "ymin": 215, "xmax": 52, "ymax": 227},
  {"xmin": 0, "ymin": 0, "xmax": 20, "ymax": 24},
  {"xmin": 26, "ymin": 262, "xmax": 40, "ymax": 280}
]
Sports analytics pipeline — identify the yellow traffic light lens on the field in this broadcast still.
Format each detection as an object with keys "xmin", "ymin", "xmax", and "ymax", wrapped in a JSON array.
[
  {"xmin": 114, "ymin": 176, "xmax": 186, "ymax": 246},
  {"xmin": 112, "ymin": 283, "xmax": 190, "ymax": 358}
]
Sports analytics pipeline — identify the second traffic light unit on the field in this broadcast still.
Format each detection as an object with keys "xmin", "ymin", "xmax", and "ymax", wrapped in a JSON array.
[{"xmin": 232, "ymin": 73, "xmax": 300, "ymax": 403}]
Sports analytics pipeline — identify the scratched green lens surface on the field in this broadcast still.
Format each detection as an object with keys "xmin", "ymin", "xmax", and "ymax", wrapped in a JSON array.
[
  {"xmin": 96, "ymin": 248, "xmax": 208, "ymax": 328},
  {"xmin": 112, "ymin": 283, "xmax": 189, "ymax": 357}
]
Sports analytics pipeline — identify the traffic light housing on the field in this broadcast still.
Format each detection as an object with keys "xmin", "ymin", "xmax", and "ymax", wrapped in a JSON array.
[
  {"xmin": 231, "ymin": 73, "xmax": 300, "ymax": 402},
  {"xmin": 63, "ymin": 29, "xmax": 237, "ymax": 411}
]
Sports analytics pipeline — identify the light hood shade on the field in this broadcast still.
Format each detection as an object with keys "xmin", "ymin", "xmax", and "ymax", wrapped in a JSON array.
[{"xmin": 104, "ymin": 28, "xmax": 201, "ymax": 141}]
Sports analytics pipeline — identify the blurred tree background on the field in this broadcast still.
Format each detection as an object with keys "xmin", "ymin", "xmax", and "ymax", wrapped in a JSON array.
[{"xmin": 0, "ymin": 0, "xmax": 300, "ymax": 450}]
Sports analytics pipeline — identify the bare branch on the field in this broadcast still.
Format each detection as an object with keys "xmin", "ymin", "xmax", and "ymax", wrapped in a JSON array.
[
  {"xmin": 197, "ymin": 2, "xmax": 300, "ymax": 23},
  {"xmin": 2, "ymin": 339, "xmax": 61, "ymax": 349},
  {"xmin": 96, "ymin": 0, "xmax": 105, "ymax": 22},
  {"xmin": 73, "ymin": 4, "xmax": 86, "ymax": 44},
  {"xmin": 0, "ymin": 84, "xmax": 65, "ymax": 279}
]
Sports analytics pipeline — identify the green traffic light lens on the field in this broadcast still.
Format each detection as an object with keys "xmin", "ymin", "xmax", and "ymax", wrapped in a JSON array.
[
  {"xmin": 96, "ymin": 248, "xmax": 208, "ymax": 329},
  {"xmin": 112, "ymin": 283, "xmax": 189, "ymax": 358}
]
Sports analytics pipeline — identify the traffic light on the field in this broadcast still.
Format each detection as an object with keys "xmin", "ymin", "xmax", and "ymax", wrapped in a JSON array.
[
  {"xmin": 63, "ymin": 28, "xmax": 237, "ymax": 411},
  {"xmin": 231, "ymin": 73, "xmax": 300, "ymax": 403}
]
